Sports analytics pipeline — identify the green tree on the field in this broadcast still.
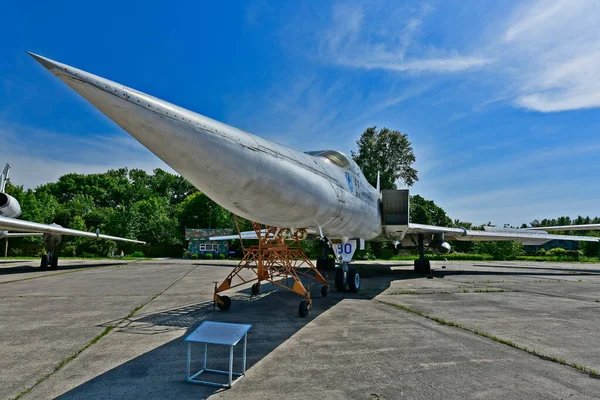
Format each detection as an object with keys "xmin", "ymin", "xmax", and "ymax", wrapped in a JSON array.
[
  {"xmin": 351, "ymin": 126, "xmax": 418, "ymax": 189},
  {"xmin": 473, "ymin": 241, "xmax": 524, "ymax": 260},
  {"xmin": 177, "ymin": 192, "xmax": 231, "ymax": 231},
  {"xmin": 134, "ymin": 197, "xmax": 180, "ymax": 245},
  {"xmin": 580, "ymin": 232, "xmax": 600, "ymax": 257},
  {"xmin": 410, "ymin": 195, "xmax": 451, "ymax": 227}
]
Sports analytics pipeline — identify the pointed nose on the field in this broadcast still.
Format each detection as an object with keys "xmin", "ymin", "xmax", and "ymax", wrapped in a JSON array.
[
  {"xmin": 27, "ymin": 52, "xmax": 61, "ymax": 71},
  {"xmin": 26, "ymin": 53, "xmax": 268, "ymax": 219}
]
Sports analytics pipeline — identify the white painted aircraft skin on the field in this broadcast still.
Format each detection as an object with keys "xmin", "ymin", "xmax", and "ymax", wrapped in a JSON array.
[
  {"xmin": 528, "ymin": 224, "xmax": 600, "ymax": 232},
  {"xmin": 29, "ymin": 53, "xmax": 599, "ymax": 249},
  {"xmin": 28, "ymin": 52, "xmax": 382, "ymax": 241}
]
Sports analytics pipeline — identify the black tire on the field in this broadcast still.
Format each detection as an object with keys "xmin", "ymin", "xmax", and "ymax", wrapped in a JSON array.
[
  {"xmin": 40, "ymin": 255, "xmax": 48, "ymax": 269},
  {"xmin": 251, "ymin": 283, "xmax": 260, "ymax": 296},
  {"xmin": 50, "ymin": 254, "xmax": 59, "ymax": 270},
  {"xmin": 347, "ymin": 268, "xmax": 360, "ymax": 293},
  {"xmin": 298, "ymin": 300, "xmax": 309, "ymax": 318},
  {"xmin": 321, "ymin": 285, "xmax": 329, "ymax": 297},
  {"xmin": 335, "ymin": 268, "xmax": 345, "ymax": 292},
  {"xmin": 216, "ymin": 295, "xmax": 231, "ymax": 311}
]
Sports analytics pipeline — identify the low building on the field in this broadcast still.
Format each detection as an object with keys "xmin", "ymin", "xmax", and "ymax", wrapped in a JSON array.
[{"xmin": 185, "ymin": 228, "xmax": 233, "ymax": 257}]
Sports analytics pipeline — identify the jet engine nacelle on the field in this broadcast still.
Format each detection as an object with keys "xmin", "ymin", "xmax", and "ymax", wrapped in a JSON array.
[
  {"xmin": 0, "ymin": 193, "xmax": 22, "ymax": 218},
  {"xmin": 432, "ymin": 240, "xmax": 451, "ymax": 254}
]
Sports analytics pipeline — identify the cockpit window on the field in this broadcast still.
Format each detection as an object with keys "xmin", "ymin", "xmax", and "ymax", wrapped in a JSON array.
[{"xmin": 305, "ymin": 150, "xmax": 352, "ymax": 168}]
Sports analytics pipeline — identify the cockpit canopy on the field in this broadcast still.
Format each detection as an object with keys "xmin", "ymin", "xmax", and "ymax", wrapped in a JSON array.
[{"xmin": 305, "ymin": 150, "xmax": 361, "ymax": 173}]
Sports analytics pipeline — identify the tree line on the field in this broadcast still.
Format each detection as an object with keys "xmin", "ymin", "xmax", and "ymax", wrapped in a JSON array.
[{"xmin": 3, "ymin": 126, "xmax": 598, "ymax": 259}]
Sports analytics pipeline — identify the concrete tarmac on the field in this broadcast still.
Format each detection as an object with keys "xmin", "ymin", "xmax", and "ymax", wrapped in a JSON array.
[{"xmin": 2, "ymin": 259, "xmax": 600, "ymax": 399}]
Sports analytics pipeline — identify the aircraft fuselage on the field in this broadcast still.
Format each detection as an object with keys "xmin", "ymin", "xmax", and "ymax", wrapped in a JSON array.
[{"xmin": 30, "ymin": 54, "xmax": 383, "ymax": 241}]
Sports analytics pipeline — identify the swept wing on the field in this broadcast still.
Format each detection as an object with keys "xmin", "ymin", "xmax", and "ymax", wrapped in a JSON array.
[
  {"xmin": 527, "ymin": 224, "xmax": 600, "ymax": 232},
  {"xmin": 0, "ymin": 216, "xmax": 145, "ymax": 244},
  {"xmin": 406, "ymin": 223, "xmax": 598, "ymax": 245}
]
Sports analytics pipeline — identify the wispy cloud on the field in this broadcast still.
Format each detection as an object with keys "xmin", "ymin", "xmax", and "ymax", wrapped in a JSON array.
[
  {"xmin": 319, "ymin": 2, "xmax": 490, "ymax": 73},
  {"xmin": 0, "ymin": 122, "xmax": 172, "ymax": 188},
  {"xmin": 499, "ymin": 0, "xmax": 600, "ymax": 112}
]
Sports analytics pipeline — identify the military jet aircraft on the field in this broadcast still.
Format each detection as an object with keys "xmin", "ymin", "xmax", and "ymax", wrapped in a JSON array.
[
  {"xmin": 27, "ymin": 52, "xmax": 598, "ymax": 291},
  {"xmin": 0, "ymin": 163, "xmax": 145, "ymax": 269}
]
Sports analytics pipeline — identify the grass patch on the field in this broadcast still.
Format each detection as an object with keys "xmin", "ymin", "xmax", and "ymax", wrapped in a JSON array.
[{"xmin": 377, "ymin": 299, "xmax": 600, "ymax": 379}]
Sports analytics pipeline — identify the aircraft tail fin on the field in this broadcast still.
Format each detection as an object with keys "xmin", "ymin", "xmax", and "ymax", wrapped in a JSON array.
[{"xmin": 0, "ymin": 163, "xmax": 9, "ymax": 193}]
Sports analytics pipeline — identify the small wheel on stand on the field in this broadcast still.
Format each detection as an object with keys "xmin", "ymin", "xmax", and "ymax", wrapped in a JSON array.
[
  {"xmin": 298, "ymin": 300, "xmax": 309, "ymax": 318},
  {"xmin": 216, "ymin": 295, "xmax": 231, "ymax": 311},
  {"xmin": 321, "ymin": 285, "xmax": 329, "ymax": 297},
  {"xmin": 251, "ymin": 282, "xmax": 260, "ymax": 296},
  {"xmin": 335, "ymin": 268, "xmax": 345, "ymax": 292}
]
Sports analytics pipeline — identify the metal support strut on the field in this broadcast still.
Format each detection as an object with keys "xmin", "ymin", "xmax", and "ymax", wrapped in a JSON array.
[
  {"xmin": 214, "ymin": 217, "xmax": 329, "ymax": 317},
  {"xmin": 414, "ymin": 234, "xmax": 431, "ymax": 274}
]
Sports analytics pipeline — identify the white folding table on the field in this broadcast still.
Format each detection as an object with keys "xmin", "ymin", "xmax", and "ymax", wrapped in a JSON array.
[{"xmin": 184, "ymin": 321, "xmax": 252, "ymax": 388}]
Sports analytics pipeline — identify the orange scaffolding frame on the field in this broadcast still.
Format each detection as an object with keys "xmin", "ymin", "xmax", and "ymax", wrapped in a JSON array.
[{"xmin": 214, "ymin": 218, "xmax": 329, "ymax": 317}]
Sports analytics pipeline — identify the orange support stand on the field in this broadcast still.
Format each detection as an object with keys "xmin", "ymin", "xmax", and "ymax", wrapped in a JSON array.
[{"xmin": 214, "ymin": 217, "xmax": 329, "ymax": 317}]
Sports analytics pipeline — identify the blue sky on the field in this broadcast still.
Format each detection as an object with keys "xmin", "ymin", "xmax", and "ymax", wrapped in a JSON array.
[{"xmin": 1, "ymin": 0, "xmax": 599, "ymax": 226}]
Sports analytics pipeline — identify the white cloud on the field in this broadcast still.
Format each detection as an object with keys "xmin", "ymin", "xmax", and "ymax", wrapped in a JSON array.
[
  {"xmin": 320, "ymin": 3, "xmax": 490, "ymax": 73},
  {"xmin": 316, "ymin": 0, "xmax": 600, "ymax": 113},
  {"xmin": 500, "ymin": 0, "xmax": 600, "ymax": 112},
  {"xmin": 0, "ymin": 123, "xmax": 172, "ymax": 189}
]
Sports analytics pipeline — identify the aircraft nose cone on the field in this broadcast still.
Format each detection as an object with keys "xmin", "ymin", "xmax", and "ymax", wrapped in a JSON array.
[{"xmin": 27, "ymin": 51, "xmax": 61, "ymax": 71}]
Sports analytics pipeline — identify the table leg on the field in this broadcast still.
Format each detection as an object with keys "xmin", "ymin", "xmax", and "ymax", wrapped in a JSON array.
[
  {"xmin": 187, "ymin": 342, "xmax": 191, "ymax": 379},
  {"xmin": 229, "ymin": 345, "xmax": 234, "ymax": 387},
  {"xmin": 242, "ymin": 334, "xmax": 247, "ymax": 374}
]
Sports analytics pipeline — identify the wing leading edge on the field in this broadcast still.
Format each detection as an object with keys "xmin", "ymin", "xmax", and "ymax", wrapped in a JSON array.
[{"xmin": 0, "ymin": 216, "xmax": 145, "ymax": 244}]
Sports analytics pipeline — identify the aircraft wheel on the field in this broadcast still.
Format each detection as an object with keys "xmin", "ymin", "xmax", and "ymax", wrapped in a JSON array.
[
  {"xmin": 49, "ymin": 254, "xmax": 59, "ymax": 270},
  {"xmin": 335, "ymin": 268, "xmax": 345, "ymax": 292},
  {"xmin": 251, "ymin": 282, "xmax": 260, "ymax": 296},
  {"xmin": 298, "ymin": 300, "xmax": 309, "ymax": 318},
  {"xmin": 328, "ymin": 258, "xmax": 336, "ymax": 270},
  {"xmin": 321, "ymin": 285, "xmax": 328, "ymax": 297},
  {"xmin": 347, "ymin": 268, "xmax": 360, "ymax": 293},
  {"xmin": 216, "ymin": 295, "xmax": 231, "ymax": 311},
  {"xmin": 40, "ymin": 254, "xmax": 48, "ymax": 269}
]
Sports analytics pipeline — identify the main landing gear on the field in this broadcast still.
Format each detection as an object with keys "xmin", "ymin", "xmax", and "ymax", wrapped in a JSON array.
[
  {"xmin": 213, "ymin": 219, "xmax": 329, "ymax": 318},
  {"xmin": 334, "ymin": 262, "xmax": 360, "ymax": 293},
  {"xmin": 40, "ymin": 252, "xmax": 59, "ymax": 270},
  {"xmin": 414, "ymin": 234, "xmax": 431, "ymax": 274}
]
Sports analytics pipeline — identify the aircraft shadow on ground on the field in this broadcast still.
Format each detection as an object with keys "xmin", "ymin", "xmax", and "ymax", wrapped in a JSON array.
[
  {"xmin": 54, "ymin": 263, "xmax": 599, "ymax": 399},
  {"xmin": 0, "ymin": 261, "xmax": 129, "ymax": 275},
  {"xmin": 58, "ymin": 269, "xmax": 397, "ymax": 399}
]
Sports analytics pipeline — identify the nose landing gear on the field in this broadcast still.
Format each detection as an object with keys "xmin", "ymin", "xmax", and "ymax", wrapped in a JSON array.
[{"xmin": 334, "ymin": 262, "xmax": 360, "ymax": 293}]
